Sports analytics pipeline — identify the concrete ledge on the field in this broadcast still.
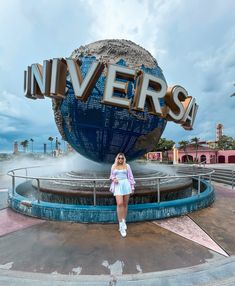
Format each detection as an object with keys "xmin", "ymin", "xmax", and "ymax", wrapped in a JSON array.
[{"xmin": 8, "ymin": 179, "xmax": 215, "ymax": 223}]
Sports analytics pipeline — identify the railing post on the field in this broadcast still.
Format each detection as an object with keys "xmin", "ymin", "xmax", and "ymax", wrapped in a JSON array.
[
  {"xmin": 197, "ymin": 175, "xmax": 201, "ymax": 195},
  {"xmin": 157, "ymin": 178, "xmax": 160, "ymax": 203},
  {"xmin": 12, "ymin": 171, "xmax": 15, "ymax": 196},
  {"xmin": 25, "ymin": 168, "xmax": 28, "ymax": 181},
  {"xmin": 209, "ymin": 173, "xmax": 212, "ymax": 185},
  {"xmin": 232, "ymin": 170, "xmax": 234, "ymax": 190},
  {"xmin": 36, "ymin": 179, "xmax": 41, "ymax": 203},
  {"xmin": 93, "ymin": 181, "xmax": 96, "ymax": 206}
]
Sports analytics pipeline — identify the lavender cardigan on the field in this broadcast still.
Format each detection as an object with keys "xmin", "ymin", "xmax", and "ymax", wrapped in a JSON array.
[{"xmin": 109, "ymin": 164, "xmax": 136, "ymax": 193}]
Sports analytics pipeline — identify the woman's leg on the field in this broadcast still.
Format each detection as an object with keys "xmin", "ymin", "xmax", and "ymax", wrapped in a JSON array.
[
  {"xmin": 115, "ymin": 195, "xmax": 124, "ymax": 222},
  {"xmin": 123, "ymin": 195, "xmax": 130, "ymax": 220}
]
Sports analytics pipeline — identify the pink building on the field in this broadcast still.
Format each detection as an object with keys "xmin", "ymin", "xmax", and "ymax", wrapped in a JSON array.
[{"xmin": 168, "ymin": 145, "xmax": 235, "ymax": 164}]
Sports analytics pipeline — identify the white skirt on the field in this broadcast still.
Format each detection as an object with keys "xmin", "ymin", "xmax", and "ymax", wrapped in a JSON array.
[{"xmin": 113, "ymin": 179, "xmax": 132, "ymax": 196}]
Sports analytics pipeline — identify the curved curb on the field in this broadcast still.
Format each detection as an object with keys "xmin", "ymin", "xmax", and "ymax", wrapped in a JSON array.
[
  {"xmin": 0, "ymin": 256, "xmax": 234, "ymax": 285},
  {"xmin": 8, "ymin": 179, "xmax": 214, "ymax": 223}
]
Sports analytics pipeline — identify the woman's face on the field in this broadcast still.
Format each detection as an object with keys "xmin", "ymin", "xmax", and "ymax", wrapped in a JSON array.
[{"xmin": 117, "ymin": 155, "xmax": 124, "ymax": 164}]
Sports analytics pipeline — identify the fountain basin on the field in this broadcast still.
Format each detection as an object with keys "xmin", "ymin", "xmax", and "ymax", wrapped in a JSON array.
[
  {"xmin": 8, "ymin": 164, "xmax": 215, "ymax": 223},
  {"xmin": 8, "ymin": 178, "xmax": 214, "ymax": 223}
]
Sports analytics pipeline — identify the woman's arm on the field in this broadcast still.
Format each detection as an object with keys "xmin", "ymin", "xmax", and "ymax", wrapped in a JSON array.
[
  {"xmin": 127, "ymin": 164, "xmax": 135, "ymax": 190},
  {"xmin": 109, "ymin": 167, "xmax": 115, "ymax": 180},
  {"xmin": 110, "ymin": 167, "xmax": 118, "ymax": 183}
]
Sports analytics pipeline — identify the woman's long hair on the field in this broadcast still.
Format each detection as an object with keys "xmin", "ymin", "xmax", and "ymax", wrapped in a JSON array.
[{"xmin": 112, "ymin": 153, "xmax": 127, "ymax": 169}]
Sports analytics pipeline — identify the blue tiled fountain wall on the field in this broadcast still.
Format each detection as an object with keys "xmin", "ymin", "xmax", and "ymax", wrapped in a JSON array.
[{"xmin": 8, "ymin": 179, "xmax": 214, "ymax": 223}]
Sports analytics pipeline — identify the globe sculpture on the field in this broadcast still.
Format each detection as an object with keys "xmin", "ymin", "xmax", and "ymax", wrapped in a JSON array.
[{"xmin": 53, "ymin": 40, "xmax": 167, "ymax": 163}]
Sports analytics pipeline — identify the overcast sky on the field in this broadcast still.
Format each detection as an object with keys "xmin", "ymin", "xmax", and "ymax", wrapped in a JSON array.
[{"xmin": 0, "ymin": 0, "xmax": 235, "ymax": 152}]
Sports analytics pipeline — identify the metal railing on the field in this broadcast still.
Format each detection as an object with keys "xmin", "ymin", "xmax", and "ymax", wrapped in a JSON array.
[
  {"xmin": 7, "ymin": 165, "xmax": 215, "ymax": 206},
  {"xmin": 232, "ymin": 170, "xmax": 234, "ymax": 189},
  {"xmin": 197, "ymin": 160, "xmax": 207, "ymax": 168},
  {"xmin": 179, "ymin": 162, "xmax": 235, "ymax": 189}
]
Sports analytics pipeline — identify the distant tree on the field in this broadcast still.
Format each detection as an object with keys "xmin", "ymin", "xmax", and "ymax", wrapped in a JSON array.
[
  {"xmin": 155, "ymin": 138, "xmax": 175, "ymax": 161},
  {"xmin": 178, "ymin": 140, "xmax": 190, "ymax": 162},
  {"xmin": 155, "ymin": 138, "xmax": 175, "ymax": 151},
  {"xmin": 20, "ymin": 141, "xmax": 25, "ymax": 152},
  {"xmin": 217, "ymin": 135, "xmax": 235, "ymax": 150},
  {"xmin": 48, "ymin": 137, "xmax": 54, "ymax": 154},
  {"xmin": 191, "ymin": 137, "xmax": 200, "ymax": 162},
  {"xmin": 55, "ymin": 137, "xmax": 61, "ymax": 151},
  {"xmin": 30, "ymin": 138, "xmax": 34, "ymax": 153},
  {"xmin": 57, "ymin": 141, "xmax": 61, "ymax": 154},
  {"xmin": 20, "ymin": 140, "xmax": 29, "ymax": 153}
]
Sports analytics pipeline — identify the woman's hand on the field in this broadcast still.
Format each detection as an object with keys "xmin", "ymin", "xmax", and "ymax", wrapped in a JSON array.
[{"xmin": 113, "ymin": 178, "xmax": 119, "ymax": 184}]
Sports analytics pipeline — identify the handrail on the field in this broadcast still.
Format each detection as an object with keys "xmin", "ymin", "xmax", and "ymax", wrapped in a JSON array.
[
  {"xmin": 7, "ymin": 165, "xmax": 215, "ymax": 182},
  {"xmin": 178, "ymin": 161, "xmax": 207, "ymax": 168},
  {"xmin": 7, "ymin": 165, "xmax": 215, "ymax": 206},
  {"xmin": 198, "ymin": 160, "xmax": 207, "ymax": 167},
  {"xmin": 232, "ymin": 169, "xmax": 234, "ymax": 189}
]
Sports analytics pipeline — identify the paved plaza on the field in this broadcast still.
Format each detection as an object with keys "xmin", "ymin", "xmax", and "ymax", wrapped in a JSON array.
[{"xmin": 0, "ymin": 167, "xmax": 235, "ymax": 285}]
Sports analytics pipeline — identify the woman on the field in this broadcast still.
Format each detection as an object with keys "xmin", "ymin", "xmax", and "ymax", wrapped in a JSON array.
[{"xmin": 109, "ymin": 153, "xmax": 135, "ymax": 237}]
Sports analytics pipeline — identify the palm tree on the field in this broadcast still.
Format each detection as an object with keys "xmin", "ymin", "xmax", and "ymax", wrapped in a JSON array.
[
  {"xmin": 191, "ymin": 137, "xmax": 200, "ymax": 162},
  {"xmin": 48, "ymin": 137, "xmax": 54, "ymax": 155},
  {"xmin": 20, "ymin": 141, "xmax": 25, "ymax": 152},
  {"xmin": 20, "ymin": 140, "xmax": 29, "ymax": 153},
  {"xmin": 178, "ymin": 140, "xmax": 189, "ymax": 163},
  {"xmin": 55, "ymin": 137, "xmax": 59, "ymax": 150},
  {"xmin": 30, "ymin": 138, "xmax": 34, "ymax": 153}
]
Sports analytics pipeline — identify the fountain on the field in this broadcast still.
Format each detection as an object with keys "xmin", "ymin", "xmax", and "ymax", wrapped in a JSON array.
[{"xmin": 8, "ymin": 160, "xmax": 215, "ymax": 223}]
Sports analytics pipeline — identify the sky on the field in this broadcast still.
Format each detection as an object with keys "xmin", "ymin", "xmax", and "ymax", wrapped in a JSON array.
[{"xmin": 0, "ymin": 0, "xmax": 235, "ymax": 153}]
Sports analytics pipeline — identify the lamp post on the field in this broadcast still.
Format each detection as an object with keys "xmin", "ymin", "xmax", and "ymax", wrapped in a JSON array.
[{"xmin": 164, "ymin": 147, "xmax": 168, "ymax": 163}]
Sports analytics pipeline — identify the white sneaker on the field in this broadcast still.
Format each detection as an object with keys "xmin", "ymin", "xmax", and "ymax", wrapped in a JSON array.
[
  {"xmin": 119, "ymin": 222, "xmax": 127, "ymax": 237},
  {"xmin": 122, "ymin": 219, "xmax": 127, "ymax": 230}
]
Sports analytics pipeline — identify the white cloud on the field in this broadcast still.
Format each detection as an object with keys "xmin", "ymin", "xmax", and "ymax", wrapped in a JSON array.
[
  {"xmin": 0, "ymin": 91, "xmax": 32, "ymax": 119},
  {"xmin": 0, "ymin": 120, "xmax": 17, "ymax": 133},
  {"xmin": 0, "ymin": 1, "xmax": 32, "ymax": 69},
  {"xmin": 83, "ymin": 0, "xmax": 181, "ymax": 57},
  {"xmin": 0, "ymin": 90, "xmax": 56, "ymax": 126}
]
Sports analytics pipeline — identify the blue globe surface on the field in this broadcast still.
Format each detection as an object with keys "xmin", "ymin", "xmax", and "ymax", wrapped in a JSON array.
[{"xmin": 58, "ymin": 41, "xmax": 167, "ymax": 163}]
